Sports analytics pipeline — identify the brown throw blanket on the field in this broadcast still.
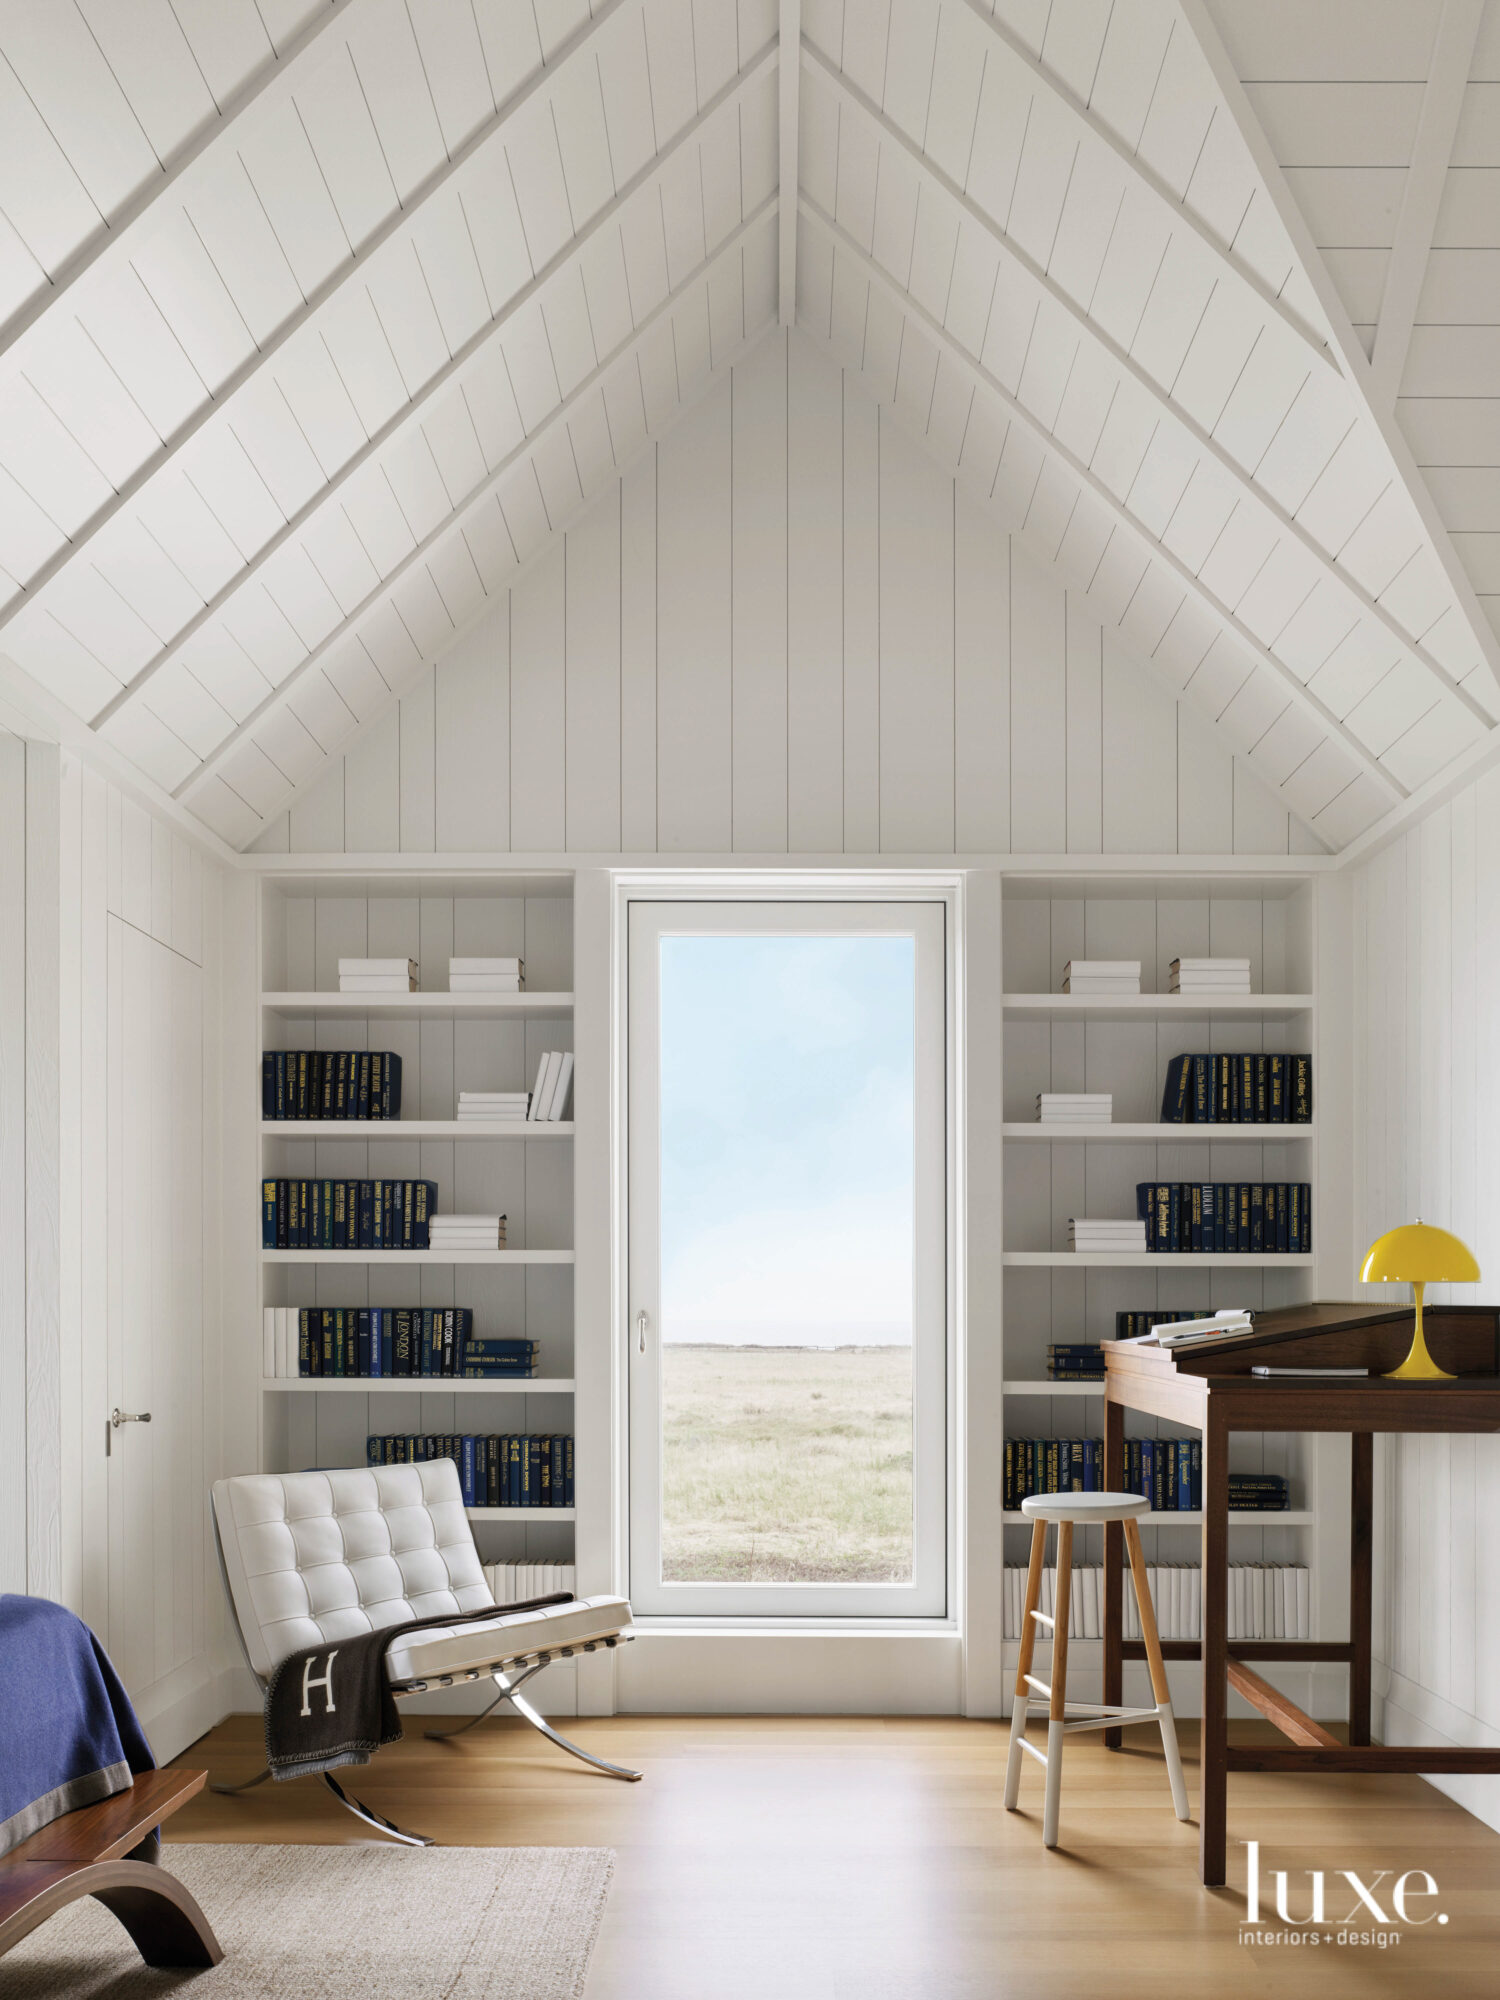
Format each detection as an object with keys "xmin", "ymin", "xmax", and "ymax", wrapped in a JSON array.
[{"xmin": 264, "ymin": 1594, "xmax": 573, "ymax": 1781}]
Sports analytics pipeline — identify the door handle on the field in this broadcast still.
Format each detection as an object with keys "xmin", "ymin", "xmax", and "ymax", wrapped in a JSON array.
[
  {"xmin": 636, "ymin": 1310, "xmax": 649, "ymax": 1356},
  {"xmin": 106, "ymin": 1410, "xmax": 151, "ymax": 1457}
]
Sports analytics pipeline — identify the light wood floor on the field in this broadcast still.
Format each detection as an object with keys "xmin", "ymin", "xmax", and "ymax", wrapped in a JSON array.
[{"xmin": 171, "ymin": 1713, "xmax": 1500, "ymax": 1998}]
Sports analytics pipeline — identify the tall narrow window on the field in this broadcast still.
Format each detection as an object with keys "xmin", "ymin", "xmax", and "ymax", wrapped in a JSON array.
[{"xmin": 628, "ymin": 902, "xmax": 948, "ymax": 1618}]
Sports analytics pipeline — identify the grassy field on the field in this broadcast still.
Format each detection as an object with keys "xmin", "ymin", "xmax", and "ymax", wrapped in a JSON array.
[{"xmin": 660, "ymin": 1343, "xmax": 913, "ymax": 1583}]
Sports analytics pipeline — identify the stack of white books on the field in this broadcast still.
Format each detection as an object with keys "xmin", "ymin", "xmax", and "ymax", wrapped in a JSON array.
[
  {"xmin": 1067, "ymin": 1217, "xmax": 1148, "ymax": 1253},
  {"xmin": 527, "ymin": 1050, "xmax": 574, "ymax": 1122},
  {"xmin": 1037, "ymin": 1093, "xmax": 1112, "ymax": 1125},
  {"xmin": 428, "ymin": 1213, "xmax": 508, "ymax": 1250},
  {"xmin": 263, "ymin": 1307, "xmax": 296, "ymax": 1378},
  {"xmin": 1062, "ymin": 960, "xmax": 1140, "ymax": 995},
  {"xmin": 1002, "ymin": 1563, "xmax": 1309, "ymax": 1641},
  {"xmin": 456, "ymin": 1091, "xmax": 531, "ymax": 1122},
  {"xmin": 449, "ymin": 957, "xmax": 523, "ymax": 992},
  {"xmin": 484, "ymin": 1561, "xmax": 576, "ymax": 1603},
  {"xmin": 339, "ymin": 957, "xmax": 418, "ymax": 993},
  {"xmin": 1170, "ymin": 956, "xmax": 1251, "ymax": 995}
]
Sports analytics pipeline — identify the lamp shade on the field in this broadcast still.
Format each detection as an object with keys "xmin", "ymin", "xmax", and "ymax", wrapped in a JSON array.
[{"xmin": 1361, "ymin": 1222, "xmax": 1480, "ymax": 1286}]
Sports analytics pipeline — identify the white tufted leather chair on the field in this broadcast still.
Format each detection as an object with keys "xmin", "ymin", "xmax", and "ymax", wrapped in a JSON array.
[{"xmin": 210, "ymin": 1460, "xmax": 639, "ymax": 1835}]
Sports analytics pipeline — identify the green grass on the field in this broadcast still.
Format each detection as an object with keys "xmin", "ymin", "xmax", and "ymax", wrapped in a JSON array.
[{"xmin": 660, "ymin": 1344, "xmax": 914, "ymax": 1583}]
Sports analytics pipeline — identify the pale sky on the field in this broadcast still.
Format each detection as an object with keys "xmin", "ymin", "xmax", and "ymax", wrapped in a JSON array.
[{"xmin": 658, "ymin": 932, "xmax": 916, "ymax": 1347}]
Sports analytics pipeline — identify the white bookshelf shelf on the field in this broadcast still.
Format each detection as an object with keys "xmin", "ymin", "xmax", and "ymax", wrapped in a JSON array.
[
  {"xmin": 261, "ymin": 1248, "xmax": 574, "ymax": 1265},
  {"xmin": 261, "ymin": 991, "xmax": 573, "ymax": 1021},
  {"xmin": 1002, "ymin": 1122, "xmax": 1313, "ymax": 1143},
  {"xmin": 1003, "ymin": 1379, "xmax": 1104, "ymax": 1396},
  {"xmin": 261, "ymin": 1378, "xmax": 575, "ymax": 1393},
  {"xmin": 261, "ymin": 1120, "xmax": 573, "ymax": 1140},
  {"xmin": 1002, "ymin": 1251, "xmax": 1314, "ymax": 1267},
  {"xmin": 1001, "ymin": 1510, "xmax": 1314, "ymax": 1527},
  {"xmin": 466, "ymin": 1508, "xmax": 575, "ymax": 1523},
  {"xmin": 1002, "ymin": 993, "xmax": 1314, "ymax": 1020}
]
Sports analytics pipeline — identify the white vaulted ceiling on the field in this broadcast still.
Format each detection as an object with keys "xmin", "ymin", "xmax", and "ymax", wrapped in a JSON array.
[{"xmin": 0, "ymin": 0, "xmax": 1497, "ymax": 854}]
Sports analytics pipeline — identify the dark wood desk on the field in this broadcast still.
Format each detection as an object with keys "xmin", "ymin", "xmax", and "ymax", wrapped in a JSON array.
[{"xmin": 1101, "ymin": 1301, "xmax": 1500, "ymax": 1886}]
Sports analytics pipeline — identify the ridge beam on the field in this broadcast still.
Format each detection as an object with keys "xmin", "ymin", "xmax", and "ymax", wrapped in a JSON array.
[
  {"xmin": 780, "ymin": 0, "xmax": 801, "ymax": 325},
  {"xmin": 800, "ymin": 196, "xmax": 1406, "ymax": 806}
]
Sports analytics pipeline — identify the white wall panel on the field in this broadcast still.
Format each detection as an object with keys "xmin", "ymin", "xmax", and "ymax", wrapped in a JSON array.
[
  {"xmin": 257, "ymin": 328, "xmax": 1316, "ymax": 857},
  {"xmin": 1350, "ymin": 759, "xmax": 1500, "ymax": 1831}
]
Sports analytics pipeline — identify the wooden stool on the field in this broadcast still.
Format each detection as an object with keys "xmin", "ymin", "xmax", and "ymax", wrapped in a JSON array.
[{"xmin": 1004, "ymin": 1492, "xmax": 1190, "ymax": 1848}]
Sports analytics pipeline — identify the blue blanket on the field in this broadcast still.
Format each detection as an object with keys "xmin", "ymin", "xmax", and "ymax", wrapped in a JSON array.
[{"xmin": 0, "ymin": 1594, "xmax": 155, "ymax": 1857}]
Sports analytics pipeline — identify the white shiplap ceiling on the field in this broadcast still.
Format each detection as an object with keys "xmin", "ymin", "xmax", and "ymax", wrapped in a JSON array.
[{"xmin": 0, "ymin": 0, "xmax": 1495, "ymax": 854}]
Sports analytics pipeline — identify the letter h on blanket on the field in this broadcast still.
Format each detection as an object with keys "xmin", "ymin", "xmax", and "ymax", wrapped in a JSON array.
[{"xmin": 210, "ymin": 1460, "xmax": 639, "ymax": 1844}]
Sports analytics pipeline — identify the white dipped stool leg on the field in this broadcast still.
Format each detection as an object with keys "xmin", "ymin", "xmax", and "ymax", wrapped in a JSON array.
[
  {"xmin": 1004, "ymin": 1519, "xmax": 1048, "ymax": 1811},
  {"xmin": 1041, "ymin": 1520, "xmax": 1074, "ymax": 1848},
  {"xmin": 1124, "ymin": 1517, "xmax": 1192, "ymax": 1822}
]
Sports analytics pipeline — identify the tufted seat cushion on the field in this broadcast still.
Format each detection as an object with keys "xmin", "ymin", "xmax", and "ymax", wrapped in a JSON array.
[{"xmin": 213, "ymin": 1461, "xmax": 502, "ymax": 1680}]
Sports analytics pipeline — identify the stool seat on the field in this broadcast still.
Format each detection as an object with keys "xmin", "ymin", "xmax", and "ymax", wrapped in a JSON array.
[{"xmin": 1020, "ymin": 1492, "xmax": 1150, "ymax": 1524}]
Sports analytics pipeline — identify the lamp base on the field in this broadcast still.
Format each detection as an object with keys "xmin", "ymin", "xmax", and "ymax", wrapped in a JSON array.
[{"xmin": 1383, "ymin": 1285, "xmax": 1455, "ymax": 1380}]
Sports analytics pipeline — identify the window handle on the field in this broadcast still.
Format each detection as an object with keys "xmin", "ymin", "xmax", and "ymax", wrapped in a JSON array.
[
  {"xmin": 636, "ymin": 1309, "xmax": 649, "ymax": 1356},
  {"xmin": 106, "ymin": 1409, "xmax": 151, "ymax": 1456}
]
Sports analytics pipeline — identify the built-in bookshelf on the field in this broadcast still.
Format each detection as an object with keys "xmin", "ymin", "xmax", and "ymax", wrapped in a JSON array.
[
  {"xmin": 254, "ymin": 872, "xmax": 577, "ymax": 1574},
  {"xmin": 998, "ymin": 871, "xmax": 1333, "ymax": 1699}
]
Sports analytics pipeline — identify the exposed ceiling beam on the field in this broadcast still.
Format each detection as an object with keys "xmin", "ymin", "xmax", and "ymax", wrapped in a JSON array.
[
  {"xmin": 0, "ymin": 0, "xmax": 363, "ymax": 362},
  {"xmin": 0, "ymin": 0, "xmax": 643, "ymax": 642},
  {"xmin": 201, "ymin": 307, "xmax": 777, "ymax": 844},
  {"xmin": 178, "ymin": 198, "xmax": 778, "ymax": 806},
  {"xmin": 779, "ymin": 0, "xmax": 801, "ymax": 325},
  {"xmin": 807, "ymin": 43, "xmax": 1494, "ymax": 733},
  {"xmin": 1176, "ymin": 0, "xmax": 1500, "ymax": 707},
  {"xmin": 96, "ymin": 42, "xmax": 778, "ymax": 731},
  {"xmin": 1370, "ymin": 0, "xmax": 1484, "ymax": 412},
  {"xmin": 800, "ymin": 197, "xmax": 1406, "ymax": 804},
  {"xmin": 951, "ymin": 0, "xmax": 1339, "ymax": 378}
]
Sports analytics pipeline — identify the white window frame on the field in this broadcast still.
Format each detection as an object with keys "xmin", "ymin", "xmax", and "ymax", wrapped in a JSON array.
[{"xmin": 626, "ymin": 894, "xmax": 952, "ymax": 1621}]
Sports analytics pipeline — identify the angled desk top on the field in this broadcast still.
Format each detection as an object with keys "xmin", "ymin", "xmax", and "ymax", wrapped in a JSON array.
[{"xmin": 1098, "ymin": 1300, "xmax": 1500, "ymax": 1887}]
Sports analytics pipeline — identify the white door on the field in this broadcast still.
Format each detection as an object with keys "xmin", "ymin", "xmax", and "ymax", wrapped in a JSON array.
[
  {"xmin": 628, "ymin": 900, "xmax": 949, "ymax": 1619},
  {"xmin": 100, "ymin": 917, "xmax": 206, "ymax": 1697}
]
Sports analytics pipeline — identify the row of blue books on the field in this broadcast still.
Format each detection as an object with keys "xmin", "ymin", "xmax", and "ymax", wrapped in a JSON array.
[
  {"xmin": 294, "ymin": 1307, "xmax": 535, "ymax": 1377},
  {"xmin": 366, "ymin": 1433, "xmax": 573, "ymax": 1508},
  {"xmin": 262, "ymin": 1049, "xmax": 403, "ymax": 1120},
  {"xmin": 1004, "ymin": 1437, "xmax": 1289, "ymax": 1514},
  {"xmin": 1136, "ymin": 1181, "xmax": 1311, "ymax": 1253},
  {"xmin": 1160, "ymin": 1052, "xmax": 1311, "ymax": 1123},
  {"xmin": 262, "ymin": 1177, "xmax": 437, "ymax": 1249}
]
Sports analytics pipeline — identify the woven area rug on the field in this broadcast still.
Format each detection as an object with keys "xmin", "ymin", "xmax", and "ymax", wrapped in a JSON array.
[{"xmin": 4, "ymin": 1842, "xmax": 614, "ymax": 1999}]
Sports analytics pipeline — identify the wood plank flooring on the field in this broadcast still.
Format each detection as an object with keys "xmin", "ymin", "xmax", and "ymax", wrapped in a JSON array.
[{"xmin": 170, "ymin": 1714, "xmax": 1500, "ymax": 1998}]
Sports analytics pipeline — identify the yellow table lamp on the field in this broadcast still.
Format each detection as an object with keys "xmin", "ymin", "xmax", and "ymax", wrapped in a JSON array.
[{"xmin": 1361, "ymin": 1221, "xmax": 1480, "ymax": 1380}]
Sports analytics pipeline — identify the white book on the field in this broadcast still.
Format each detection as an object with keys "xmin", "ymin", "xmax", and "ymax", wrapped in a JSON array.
[
  {"xmin": 450, "ymin": 958, "xmax": 522, "ymax": 974},
  {"xmin": 340, "ymin": 958, "xmax": 417, "ymax": 974},
  {"xmin": 1065, "ymin": 960, "xmax": 1141, "ymax": 976},
  {"xmin": 1296, "ymin": 1567, "xmax": 1309, "ymax": 1640},
  {"xmin": 263, "ymin": 1307, "xmax": 275, "ymax": 1379},
  {"xmin": 1172, "ymin": 958, "xmax": 1250, "ymax": 972},
  {"xmin": 1062, "ymin": 980, "xmax": 1141, "ymax": 994},
  {"xmin": 339, "ymin": 976, "xmax": 418, "ymax": 991},
  {"xmin": 447, "ymin": 977, "xmax": 522, "ymax": 991},
  {"xmin": 276, "ymin": 1306, "xmax": 290, "ymax": 1379},
  {"xmin": 528, "ymin": 1050, "xmax": 559, "ymax": 1121},
  {"xmin": 545, "ymin": 1050, "xmax": 574, "ymax": 1120}
]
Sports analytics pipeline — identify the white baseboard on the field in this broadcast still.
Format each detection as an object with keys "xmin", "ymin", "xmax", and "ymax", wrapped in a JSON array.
[
  {"xmin": 615, "ymin": 1629, "xmax": 965, "ymax": 1713},
  {"xmin": 1376, "ymin": 1668, "xmax": 1500, "ymax": 1835},
  {"xmin": 134, "ymin": 1662, "xmax": 242, "ymax": 1765}
]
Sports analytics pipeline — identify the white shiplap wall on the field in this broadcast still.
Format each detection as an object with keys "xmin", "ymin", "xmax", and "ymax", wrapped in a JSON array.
[
  {"xmin": 249, "ymin": 327, "xmax": 1322, "ymax": 858},
  {"xmin": 1351, "ymin": 761, "xmax": 1500, "ymax": 1830}
]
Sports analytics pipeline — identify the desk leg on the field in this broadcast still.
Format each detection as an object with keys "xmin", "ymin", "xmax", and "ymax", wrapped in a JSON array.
[
  {"xmin": 1201, "ymin": 1410, "xmax": 1229, "ymax": 1888},
  {"xmin": 1350, "ymin": 1431, "xmax": 1373, "ymax": 1747},
  {"xmin": 1103, "ymin": 1395, "xmax": 1124, "ymax": 1750}
]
